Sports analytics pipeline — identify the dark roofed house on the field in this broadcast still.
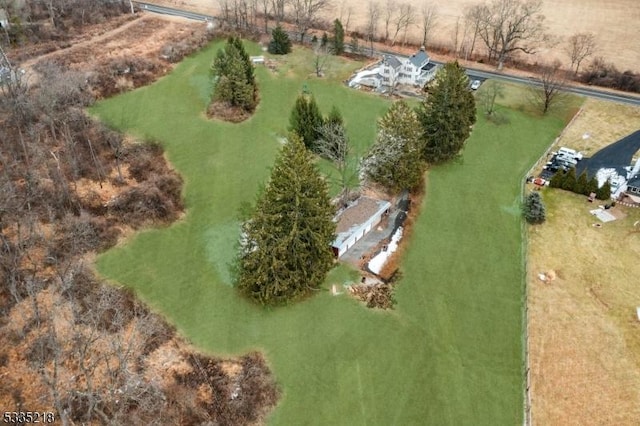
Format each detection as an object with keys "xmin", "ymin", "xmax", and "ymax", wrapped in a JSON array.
[
  {"xmin": 627, "ymin": 176, "xmax": 640, "ymax": 195},
  {"xmin": 383, "ymin": 55, "xmax": 402, "ymax": 69},
  {"xmin": 409, "ymin": 50, "xmax": 429, "ymax": 68}
]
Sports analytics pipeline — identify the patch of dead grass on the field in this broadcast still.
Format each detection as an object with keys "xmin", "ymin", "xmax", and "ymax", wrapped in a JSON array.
[
  {"xmin": 553, "ymin": 98, "xmax": 640, "ymax": 156},
  {"xmin": 528, "ymin": 189, "xmax": 640, "ymax": 425},
  {"xmin": 527, "ymin": 99, "xmax": 640, "ymax": 424}
]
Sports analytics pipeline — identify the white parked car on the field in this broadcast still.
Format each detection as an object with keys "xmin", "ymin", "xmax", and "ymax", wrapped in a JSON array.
[{"xmin": 470, "ymin": 80, "xmax": 481, "ymax": 90}]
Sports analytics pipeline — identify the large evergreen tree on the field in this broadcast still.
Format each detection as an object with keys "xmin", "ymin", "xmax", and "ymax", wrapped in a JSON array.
[
  {"xmin": 289, "ymin": 94, "xmax": 324, "ymax": 150},
  {"xmin": 561, "ymin": 167, "xmax": 577, "ymax": 191},
  {"xmin": 361, "ymin": 100, "xmax": 425, "ymax": 193},
  {"xmin": 325, "ymin": 105, "xmax": 343, "ymax": 127},
  {"xmin": 596, "ymin": 180, "xmax": 611, "ymax": 200},
  {"xmin": 332, "ymin": 19, "xmax": 345, "ymax": 55},
  {"xmin": 417, "ymin": 62, "xmax": 476, "ymax": 164},
  {"xmin": 523, "ymin": 191, "xmax": 546, "ymax": 224},
  {"xmin": 575, "ymin": 170, "xmax": 589, "ymax": 195},
  {"xmin": 236, "ymin": 133, "xmax": 336, "ymax": 305},
  {"xmin": 268, "ymin": 25, "xmax": 292, "ymax": 54},
  {"xmin": 211, "ymin": 36, "xmax": 257, "ymax": 112}
]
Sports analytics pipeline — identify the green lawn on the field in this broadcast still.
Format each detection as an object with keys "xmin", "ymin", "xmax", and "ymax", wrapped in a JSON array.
[{"xmin": 92, "ymin": 42, "xmax": 575, "ymax": 425}]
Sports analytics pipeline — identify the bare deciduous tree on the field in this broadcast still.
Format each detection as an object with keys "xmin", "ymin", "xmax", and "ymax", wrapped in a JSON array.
[
  {"xmin": 477, "ymin": 0, "xmax": 548, "ymax": 69},
  {"xmin": 259, "ymin": 0, "xmax": 271, "ymax": 33},
  {"xmin": 382, "ymin": 0, "xmax": 395, "ymax": 42},
  {"xmin": 270, "ymin": 0, "xmax": 287, "ymax": 25},
  {"xmin": 291, "ymin": 0, "xmax": 331, "ymax": 43},
  {"xmin": 365, "ymin": 1, "xmax": 380, "ymax": 55},
  {"xmin": 419, "ymin": 3, "xmax": 438, "ymax": 48},
  {"xmin": 315, "ymin": 122, "xmax": 357, "ymax": 206},
  {"xmin": 529, "ymin": 60, "xmax": 567, "ymax": 114},
  {"xmin": 566, "ymin": 32, "xmax": 596, "ymax": 76},
  {"xmin": 391, "ymin": 3, "xmax": 414, "ymax": 46},
  {"xmin": 462, "ymin": 3, "xmax": 485, "ymax": 60},
  {"xmin": 313, "ymin": 39, "xmax": 330, "ymax": 76},
  {"xmin": 478, "ymin": 80, "xmax": 505, "ymax": 115},
  {"xmin": 339, "ymin": 4, "xmax": 353, "ymax": 32}
]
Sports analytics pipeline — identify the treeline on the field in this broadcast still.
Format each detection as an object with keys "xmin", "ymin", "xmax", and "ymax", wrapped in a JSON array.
[
  {"xmin": 214, "ymin": 0, "xmax": 640, "ymax": 95},
  {"xmin": 579, "ymin": 57, "xmax": 640, "ymax": 93}
]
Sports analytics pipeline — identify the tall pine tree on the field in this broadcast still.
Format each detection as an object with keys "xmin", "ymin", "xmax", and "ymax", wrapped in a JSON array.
[
  {"xmin": 289, "ymin": 94, "xmax": 324, "ymax": 150},
  {"xmin": 361, "ymin": 100, "xmax": 425, "ymax": 193},
  {"xmin": 236, "ymin": 133, "xmax": 336, "ymax": 306},
  {"xmin": 211, "ymin": 36, "xmax": 257, "ymax": 112},
  {"xmin": 332, "ymin": 19, "xmax": 345, "ymax": 55},
  {"xmin": 417, "ymin": 62, "xmax": 476, "ymax": 164},
  {"xmin": 268, "ymin": 25, "xmax": 292, "ymax": 54}
]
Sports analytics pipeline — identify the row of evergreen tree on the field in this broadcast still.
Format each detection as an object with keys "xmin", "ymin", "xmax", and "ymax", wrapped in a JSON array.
[{"xmin": 549, "ymin": 167, "xmax": 611, "ymax": 200}]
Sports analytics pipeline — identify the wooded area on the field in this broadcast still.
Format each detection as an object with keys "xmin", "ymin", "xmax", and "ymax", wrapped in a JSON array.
[{"xmin": 0, "ymin": 3, "xmax": 278, "ymax": 422}]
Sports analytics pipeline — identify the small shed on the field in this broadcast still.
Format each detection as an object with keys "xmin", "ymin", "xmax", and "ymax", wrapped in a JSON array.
[{"xmin": 332, "ymin": 197, "xmax": 391, "ymax": 258}]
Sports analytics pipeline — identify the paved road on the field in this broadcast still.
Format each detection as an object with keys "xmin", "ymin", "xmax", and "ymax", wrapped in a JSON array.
[
  {"xmin": 461, "ymin": 67, "xmax": 640, "ymax": 107},
  {"xmin": 135, "ymin": 1, "xmax": 214, "ymax": 21},
  {"xmin": 137, "ymin": 1, "xmax": 640, "ymax": 107}
]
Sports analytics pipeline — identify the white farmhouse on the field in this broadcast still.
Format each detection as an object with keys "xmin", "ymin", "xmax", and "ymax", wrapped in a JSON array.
[
  {"xmin": 349, "ymin": 47, "xmax": 438, "ymax": 91},
  {"xmin": 380, "ymin": 47, "xmax": 438, "ymax": 87}
]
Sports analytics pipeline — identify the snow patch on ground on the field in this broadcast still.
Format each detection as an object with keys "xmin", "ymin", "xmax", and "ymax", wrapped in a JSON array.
[{"xmin": 368, "ymin": 227, "xmax": 403, "ymax": 275}]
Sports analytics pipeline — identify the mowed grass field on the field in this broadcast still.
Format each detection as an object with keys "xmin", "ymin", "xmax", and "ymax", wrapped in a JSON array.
[{"xmin": 92, "ymin": 41, "xmax": 574, "ymax": 424}]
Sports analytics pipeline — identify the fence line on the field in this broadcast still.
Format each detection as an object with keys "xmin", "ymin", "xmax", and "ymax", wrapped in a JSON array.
[{"xmin": 520, "ymin": 105, "xmax": 585, "ymax": 426}]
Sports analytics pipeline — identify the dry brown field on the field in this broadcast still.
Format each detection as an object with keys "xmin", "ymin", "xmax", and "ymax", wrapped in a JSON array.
[
  {"xmin": 152, "ymin": 0, "xmax": 640, "ymax": 71},
  {"xmin": 527, "ymin": 99, "xmax": 640, "ymax": 425}
]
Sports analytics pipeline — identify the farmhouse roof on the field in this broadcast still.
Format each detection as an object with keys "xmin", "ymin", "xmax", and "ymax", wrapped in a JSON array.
[
  {"xmin": 409, "ymin": 50, "xmax": 429, "ymax": 68},
  {"xmin": 383, "ymin": 55, "xmax": 402, "ymax": 69},
  {"xmin": 422, "ymin": 62, "xmax": 437, "ymax": 72},
  {"xmin": 628, "ymin": 176, "xmax": 640, "ymax": 189}
]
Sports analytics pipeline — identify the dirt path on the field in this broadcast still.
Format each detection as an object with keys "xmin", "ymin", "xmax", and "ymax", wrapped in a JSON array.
[
  {"xmin": 20, "ymin": 17, "xmax": 151, "ymax": 87},
  {"xmin": 22, "ymin": 17, "xmax": 146, "ymax": 72},
  {"xmin": 20, "ymin": 13, "xmax": 202, "ymax": 87}
]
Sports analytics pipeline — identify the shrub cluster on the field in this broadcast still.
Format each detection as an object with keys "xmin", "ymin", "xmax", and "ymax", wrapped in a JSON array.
[
  {"xmin": 523, "ymin": 192, "xmax": 546, "ymax": 224},
  {"xmin": 580, "ymin": 57, "xmax": 640, "ymax": 93}
]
